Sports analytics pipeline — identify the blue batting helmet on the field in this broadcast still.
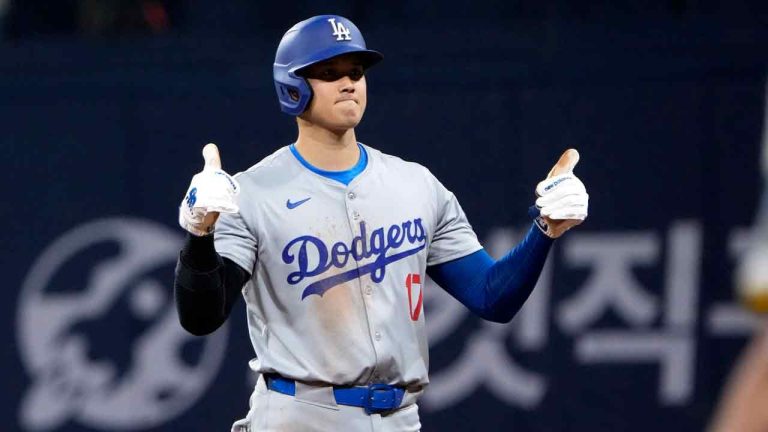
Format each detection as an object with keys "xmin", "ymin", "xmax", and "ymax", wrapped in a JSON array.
[{"xmin": 273, "ymin": 15, "xmax": 383, "ymax": 116}]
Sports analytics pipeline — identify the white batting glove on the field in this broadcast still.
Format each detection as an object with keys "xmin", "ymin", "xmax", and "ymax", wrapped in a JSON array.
[
  {"xmin": 178, "ymin": 143, "xmax": 240, "ymax": 237},
  {"xmin": 532, "ymin": 149, "xmax": 589, "ymax": 238}
]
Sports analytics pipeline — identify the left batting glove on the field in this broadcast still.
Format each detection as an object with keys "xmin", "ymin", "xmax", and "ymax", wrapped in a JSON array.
[{"xmin": 532, "ymin": 149, "xmax": 589, "ymax": 239}]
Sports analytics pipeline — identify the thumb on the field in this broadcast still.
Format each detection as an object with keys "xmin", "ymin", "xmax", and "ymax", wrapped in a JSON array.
[
  {"xmin": 202, "ymin": 143, "xmax": 222, "ymax": 170},
  {"xmin": 547, "ymin": 148, "xmax": 580, "ymax": 178}
]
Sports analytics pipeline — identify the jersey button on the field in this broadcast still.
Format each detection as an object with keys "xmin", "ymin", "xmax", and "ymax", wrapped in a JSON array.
[
  {"xmin": 352, "ymin": 210, "xmax": 360, "ymax": 220},
  {"xmin": 374, "ymin": 331, "xmax": 381, "ymax": 341},
  {"xmin": 347, "ymin": 192, "xmax": 356, "ymax": 200},
  {"xmin": 364, "ymin": 285, "xmax": 373, "ymax": 295}
]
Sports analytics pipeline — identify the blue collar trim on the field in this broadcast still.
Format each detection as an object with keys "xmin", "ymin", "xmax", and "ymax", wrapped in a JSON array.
[{"xmin": 290, "ymin": 143, "xmax": 368, "ymax": 186}]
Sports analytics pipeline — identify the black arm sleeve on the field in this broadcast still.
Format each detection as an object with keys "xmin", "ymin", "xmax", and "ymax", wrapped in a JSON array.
[{"xmin": 173, "ymin": 233, "xmax": 251, "ymax": 336}]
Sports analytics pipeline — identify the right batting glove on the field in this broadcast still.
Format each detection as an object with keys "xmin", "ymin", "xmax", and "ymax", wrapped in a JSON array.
[{"xmin": 178, "ymin": 143, "xmax": 240, "ymax": 237}]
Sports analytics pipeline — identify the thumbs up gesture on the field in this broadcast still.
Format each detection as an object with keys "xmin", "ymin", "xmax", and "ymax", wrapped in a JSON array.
[
  {"xmin": 532, "ymin": 149, "xmax": 589, "ymax": 238},
  {"xmin": 178, "ymin": 143, "xmax": 240, "ymax": 237}
]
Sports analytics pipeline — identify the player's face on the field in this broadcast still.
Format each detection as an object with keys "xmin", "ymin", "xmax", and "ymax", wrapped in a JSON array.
[{"xmin": 300, "ymin": 54, "xmax": 367, "ymax": 131}]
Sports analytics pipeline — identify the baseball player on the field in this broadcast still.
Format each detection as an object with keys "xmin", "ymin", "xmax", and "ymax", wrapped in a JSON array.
[{"xmin": 174, "ymin": 15, "xmax": 589, "ymax": 432}]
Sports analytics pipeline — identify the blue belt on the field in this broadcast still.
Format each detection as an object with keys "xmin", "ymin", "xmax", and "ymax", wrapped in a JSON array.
[{"xmin": 265, "ymin": 374, "xmax": 406, "ymax": 415}]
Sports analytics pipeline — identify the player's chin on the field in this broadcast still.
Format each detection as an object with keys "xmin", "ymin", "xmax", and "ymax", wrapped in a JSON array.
[{"xmin": 332, "ymin": 109, "xmax": 363, "ymax": 128}]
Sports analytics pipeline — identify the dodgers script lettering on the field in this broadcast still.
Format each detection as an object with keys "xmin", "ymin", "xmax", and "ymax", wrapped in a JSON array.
[{"xmin": 282, "ymin": 219, "xmax": 427, "ymax": 299}]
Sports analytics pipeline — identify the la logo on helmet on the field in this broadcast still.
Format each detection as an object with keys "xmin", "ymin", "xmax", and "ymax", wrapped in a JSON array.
[{"xmin": 327, "ymin": 18, "xmax": 352, "ymax": 41}]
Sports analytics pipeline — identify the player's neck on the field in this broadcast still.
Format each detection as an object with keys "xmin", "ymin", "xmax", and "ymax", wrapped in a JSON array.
[{"xmin": 295, "ymin": 123, "xmax": 359, "ymax": 171}]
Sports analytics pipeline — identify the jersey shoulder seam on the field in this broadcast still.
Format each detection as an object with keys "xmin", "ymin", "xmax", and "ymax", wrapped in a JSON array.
[
  {"xmin": 364, "ymin": 144, "xmax": 430, "ymax": 174},
  {"xmin": 233, "ymin": 146, "xmax": 291, "ymax": 179}
]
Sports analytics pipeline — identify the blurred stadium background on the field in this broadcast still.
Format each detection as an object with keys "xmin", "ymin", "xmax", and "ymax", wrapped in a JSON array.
[{"xmin": 2, "ymin": 1, "xmax": 768, "ymax": 431}]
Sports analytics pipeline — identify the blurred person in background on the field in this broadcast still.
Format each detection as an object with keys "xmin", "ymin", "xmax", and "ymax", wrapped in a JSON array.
[
  {"xmin": 77, "ymin": 0, "xmax": 176, "ymax": 35},
  {"xmin": 4, "ymin": 0, "xmax": 178, "ymax": 38},
  {"xmin": 709, "ymin": 79, "xmax": 768, "ymax": 432}
]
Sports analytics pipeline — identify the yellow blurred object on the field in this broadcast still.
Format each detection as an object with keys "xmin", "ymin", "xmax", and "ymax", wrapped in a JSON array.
[{"xmin": 739, "ymin": 290, "xmax": 768, "ymax": 313}]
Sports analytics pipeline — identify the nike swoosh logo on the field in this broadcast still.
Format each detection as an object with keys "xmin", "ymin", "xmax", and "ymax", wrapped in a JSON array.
[{"xmin": 286, "ymin": 197, "xmax": 311, "ymax": 209}]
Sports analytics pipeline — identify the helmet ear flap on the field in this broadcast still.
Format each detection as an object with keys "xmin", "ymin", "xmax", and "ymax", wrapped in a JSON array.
[{"xmin": 274, "ymin": 74, "xmax": 313, "ymax": 116}]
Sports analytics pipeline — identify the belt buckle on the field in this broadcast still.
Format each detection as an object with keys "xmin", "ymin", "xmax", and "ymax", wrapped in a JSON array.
[{"xmin": 363, "ymin": 383, "xmax": 397, "ymax": 415}]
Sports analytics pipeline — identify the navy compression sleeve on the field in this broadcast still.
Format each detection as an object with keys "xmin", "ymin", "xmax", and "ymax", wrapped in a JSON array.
[
  {"xmin": 174, "ymin": 233, "xmax": 250, "ymax": 336},
  {"xmin": 427, "ymin": 223, "xmax": 553, "ymax": 323}
]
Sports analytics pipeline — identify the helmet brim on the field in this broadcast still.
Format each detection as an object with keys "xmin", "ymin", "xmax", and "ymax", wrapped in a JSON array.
[{"xmin": 292, "ymin": 46, "xmax": 383, "ymax": 76}]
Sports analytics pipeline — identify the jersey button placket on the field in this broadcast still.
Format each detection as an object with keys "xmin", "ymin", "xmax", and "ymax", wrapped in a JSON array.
[
  {"xmin": 346, "ymin": 188, "xmax": 381, "ymax": 378},
  {"xmin": 347, "ymin": 190, "xmax": 361, "ymax": 221}
]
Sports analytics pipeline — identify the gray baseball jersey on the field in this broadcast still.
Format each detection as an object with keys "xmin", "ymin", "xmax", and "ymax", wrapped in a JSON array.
[{"xmin": 214, "ymin": 144, "xmax": 482, "ymax": 388}]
